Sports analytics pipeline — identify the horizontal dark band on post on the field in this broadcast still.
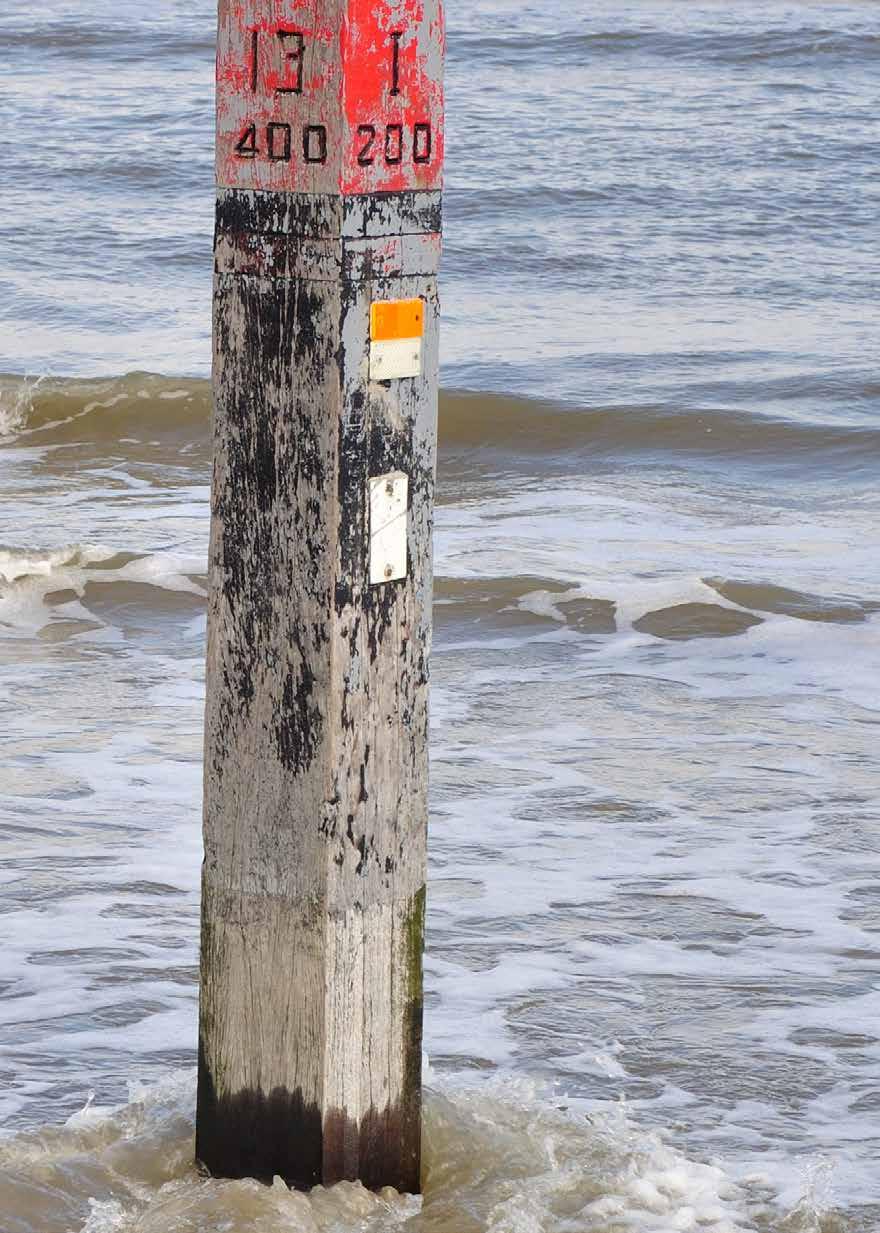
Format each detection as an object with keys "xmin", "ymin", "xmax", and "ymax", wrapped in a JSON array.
[
  {"xmin": 216, "ymin": 190, "xmax": 442, "ymax": 242},
  {"xmin": 214, "ymin": 231, "xmax": 441, "ymax": 281}
]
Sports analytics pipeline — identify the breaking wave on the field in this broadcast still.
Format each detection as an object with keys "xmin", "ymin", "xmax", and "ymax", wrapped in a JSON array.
[{"xmin": 2, "ymin": 373, "xmax": 877, "ymax": 473}]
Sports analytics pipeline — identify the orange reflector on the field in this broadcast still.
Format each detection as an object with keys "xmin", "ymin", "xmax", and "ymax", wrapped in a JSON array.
[{"xmin": 370, "ymin": 298, "xmax": 424, "ymax": 342}]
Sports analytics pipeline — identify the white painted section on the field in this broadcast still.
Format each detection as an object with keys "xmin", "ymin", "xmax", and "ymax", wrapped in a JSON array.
[
  {"xmin": 370, "ymin": 336, "xmax": 422, "ymax": 381},
  {"xmin": 369, "ymin": 472, "xmax": 409, "ymax": 585}
]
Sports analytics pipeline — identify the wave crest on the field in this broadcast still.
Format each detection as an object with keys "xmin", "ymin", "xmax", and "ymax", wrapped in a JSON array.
[
  {"xmin": 0, "ymin": 373, "xmax": 210, "ymax": 458},
  {"xmin": 2, "ymin": 373, "xmax": 877, "ymax": 475}
]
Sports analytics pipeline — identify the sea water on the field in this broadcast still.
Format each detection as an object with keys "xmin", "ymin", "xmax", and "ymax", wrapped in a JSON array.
[{"xmin": 0, "ymin": 2, "xmax": 878, "ymax": 1230}]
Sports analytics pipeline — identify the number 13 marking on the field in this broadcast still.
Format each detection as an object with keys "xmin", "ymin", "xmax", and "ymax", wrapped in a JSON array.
[{"xmin": 249, "ymin": 27, "xmax": 304, "ymax": 95}]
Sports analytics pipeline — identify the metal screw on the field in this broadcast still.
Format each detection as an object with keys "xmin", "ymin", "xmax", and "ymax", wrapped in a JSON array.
[
  {"xmin": 384, "ymin": 564, "xmax": 393, "ymax": 579},
  {"xmin": 386, "ymin": 480, "xmax": 394, "ymax": 495}
]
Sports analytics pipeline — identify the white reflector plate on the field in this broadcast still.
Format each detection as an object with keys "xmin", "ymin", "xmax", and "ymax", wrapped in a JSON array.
[
  {"xmin": 369, "ymin": 472, "xmax": 408, "ymax": 585},
  {"xmin": 369, "ymin": 336, "xmax": 423, "ymax": 381}
]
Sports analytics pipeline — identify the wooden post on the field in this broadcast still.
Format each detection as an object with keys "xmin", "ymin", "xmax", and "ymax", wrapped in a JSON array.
[{"xmin": 196, "ymin": 0, "xmax": 444, "ymax": 1193}]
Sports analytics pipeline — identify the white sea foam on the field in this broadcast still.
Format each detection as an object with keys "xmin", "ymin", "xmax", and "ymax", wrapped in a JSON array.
[{"xmin": 0, "ymin": 543, "xmax": 206, "ymax": 636}]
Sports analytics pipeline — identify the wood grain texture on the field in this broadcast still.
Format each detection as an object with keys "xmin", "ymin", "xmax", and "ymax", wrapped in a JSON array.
[{"xmin": 198, "ymin": 189, "xmax": 439, "ymax": 1192}]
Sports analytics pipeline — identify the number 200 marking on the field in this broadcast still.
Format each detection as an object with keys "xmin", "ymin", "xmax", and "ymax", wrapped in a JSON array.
[{"xmin": 357, "ymin": 122, "xmax": 433, "ymax": 166}]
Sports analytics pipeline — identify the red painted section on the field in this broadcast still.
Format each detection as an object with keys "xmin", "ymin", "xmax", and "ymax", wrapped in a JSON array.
[
  {"xmin": 340, "ymin": 0, "xmax": 444, "ymax": 195},
  {"xmin": 216, "ymin": 0, "xmax": 444, "ymax": 195}
]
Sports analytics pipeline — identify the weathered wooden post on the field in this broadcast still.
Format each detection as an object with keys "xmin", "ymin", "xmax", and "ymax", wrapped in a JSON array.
[{"xmin": 196, "ymin": 0, "xmax": 443, "ymax": 1193}]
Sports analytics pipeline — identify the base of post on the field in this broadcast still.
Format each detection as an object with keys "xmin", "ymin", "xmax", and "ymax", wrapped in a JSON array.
[
  {"xmin": 196, "ymin": 1056, "xmax": 422, "ymax": 1194},
  {"xmin": 196, "ymin": 892, "xmax": 425, "ymax": 1193},
  {"xmin": 195, "ymin": 1049, "xmax": 323, "ymax": 1188}
]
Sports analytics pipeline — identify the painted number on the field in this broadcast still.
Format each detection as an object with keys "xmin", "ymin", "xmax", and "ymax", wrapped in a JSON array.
[
  {"xmin": 246, "ymin": 26, "xmax": 405, "ymax": 100},
  {"xmin": 249, "ymin": 27, "xmax": 304, "ymax": 94},
  {"xmin": 389, "ymin": 30, "xmax": 402, "ymax": 95},
  {"xmin": 233, "ymin": 27, "xmax": 436, "ymax": 171},
  {"xmin": 357, "ymin": 123, "xmax": 433, "ymax": 166},
  {"xmin": 235, "ymin": 123, "xmax": 328, "ymax": 164}
]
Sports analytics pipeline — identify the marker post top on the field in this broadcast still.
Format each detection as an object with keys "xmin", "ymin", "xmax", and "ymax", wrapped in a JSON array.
[{"xmin": 216, "ymin": 0, "xmax": 444, "ymax": 196}]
